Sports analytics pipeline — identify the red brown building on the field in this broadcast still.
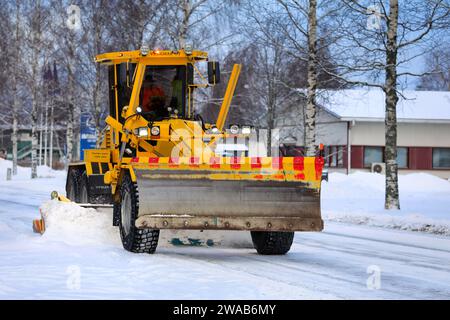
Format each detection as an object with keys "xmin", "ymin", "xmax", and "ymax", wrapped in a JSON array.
[{"xmin": 278, "ymin": 89, "xmax": 450, "ymax": 179}]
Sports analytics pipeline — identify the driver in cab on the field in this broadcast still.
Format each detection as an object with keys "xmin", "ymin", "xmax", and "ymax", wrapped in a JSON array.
[{"xmin": 141, "ymin": 74, "xmax": 167, "ymax": 118}]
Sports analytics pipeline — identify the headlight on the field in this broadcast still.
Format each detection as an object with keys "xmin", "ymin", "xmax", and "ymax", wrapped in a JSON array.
[
  {"xmin": 136, "ymin": 106, "xmax": 142, "ymax": 114},
  {"xmin": 241, "ymin": 126, "xmax": 251, "ymax": 134},
  {"xmin": 229, "ymin": 124, "xmax": 240, "ymax": 134},
  {"xmin": 136, "ymin": 127, "xmax": 148, "ymax": 137},
  {"xmin": 151, "ymin": 126, "xmax": 160, "ymax": 136}
]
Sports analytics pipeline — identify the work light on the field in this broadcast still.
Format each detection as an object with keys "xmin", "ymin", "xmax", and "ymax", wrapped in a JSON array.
[
  {"xmin": 140, "ymin": 45, "xmax": 149, "ymax": 56},
  {"xmin": 137, "ymin": 127, "xmax": 148, "ymax": 137},
  {"xmin": 241, "ymin": 126, "xmax": 251, "ymax": 134},
  {"xmin": 211, "ymin": 126, "xmax": 220, "ymax": 134},
  {"xmin": 185, "ymin": 44, "xmax": 193, "ymax": 55}
]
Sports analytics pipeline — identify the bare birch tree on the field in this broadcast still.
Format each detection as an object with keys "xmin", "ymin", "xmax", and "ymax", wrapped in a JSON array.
[
  {"xmin": 304, "ymin": 0, "xmax": 318, "ymax": 156},
  {"xmin": 328, "ymin": 0, "xmax": 450, "ymax": 209},
  {"xmin": 26, "ymin": 0, "xmax": 47, "ymax": 178},
  {"xmin": 11, "ymin": 2, "xmax": 22, "ymax": 175},
  {"xmin": 167, "ymin": 0, "xmax": 233, "ymax": 50},
  {"xmin": 234, "ymin": 1, "xmax": 294, "ymax": 155},
  {"xmin": 111, "ymin": 0, "xmax": 169, "ymax": 49},
  {"xmin": 49, "ymin": 1, "xmax": 85, "ymax": 164},
  {"xmin": 417, "ymin": 47, "xmax": 450, "ymax": 91},
  {"xmin": 78, "ymin": 0, "xmax": 113, "ymax": 134}
]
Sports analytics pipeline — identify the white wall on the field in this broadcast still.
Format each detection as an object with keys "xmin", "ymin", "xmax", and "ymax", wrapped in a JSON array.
[
  {"xmin": 277, "ymin": 107, "xmax": 347, "ymax": 146},
  {"xmin": 351, "ymin": 122, "xmax": 450, "ymax": 147}
]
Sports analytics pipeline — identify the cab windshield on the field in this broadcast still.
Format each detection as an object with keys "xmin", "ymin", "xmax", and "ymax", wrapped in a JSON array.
[{"xmin": 140, "ymin": 66, "xmax": 186, "ymax": 119}]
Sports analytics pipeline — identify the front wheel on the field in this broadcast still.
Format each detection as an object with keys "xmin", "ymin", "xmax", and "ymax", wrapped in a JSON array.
[
  {"xmin": 118, "ymin": 173, "xmax": 159, "ymax": 254},
  {"xmin": 251, "ymin": 231, "xmax": 294, "ymax": 255}
]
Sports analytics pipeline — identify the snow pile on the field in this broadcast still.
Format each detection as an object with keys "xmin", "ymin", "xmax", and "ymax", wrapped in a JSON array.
[
  {"xmin": 322, "ymin": 172, "xmax": 450, "ymax": 236},
  {"xmin": 39, "ymin": 200, "xmax": 120, "ymax": 245},
  {"xmin": 39, "ymin": 200, "xmax": 252, "ymax": 248},
  {"xmin": 0, "ymin": 158, "xmax": 64, "ymax": 180}
]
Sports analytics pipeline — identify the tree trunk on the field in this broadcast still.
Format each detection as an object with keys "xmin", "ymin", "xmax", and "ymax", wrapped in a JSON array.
[
  {"xmin": 11, "ymin": 101, "xmax": 18, "ymax": 175},
  {"xmin": 30, "ymin": 0, "xmax": 42, "ymax": 179},
  {"xmin": 11, "ymin": 1, "xmax": 21, "ymax": 176},
  {"xmin": 66, "ymin": 110, "xmax": 74, "ymax": 167},
  {"xmin": 44, "ymin": 97, "xmax": 48, "ymax": 167},
  {"xmin": 66, "ymin": 30, "xmax": 77, "ymax": 165},
  {"xmin": 267, "ymin": 126, "xmax": 272, "ymax": 157},
  {"xmin": 31, "ymin": 82, "xmax": 39, "ymax": 179},
  {"xmin": 93, "ymin": 6, "xmax": 101, "ymax": 135},
  {"xmin": 305, "ymin": 0, "xmax": 318, "ymax": 157},
  {"xmin": 179, "ymin": 0, "xmax": 191, "ymax": 49},
  {"xmin": 39, "ymin": 111, "xmax": 43, "ymax": 166},
  {"xmin": 93, "ymin": 62, "xmax": 102, "ymax": 136},
  {"xmin": 384, "ymin": 0, "xmax": 400, "ymax": 210},
  {"xmin": 49, "ymin": 99, "xmax": 54, "ymax": 169}
]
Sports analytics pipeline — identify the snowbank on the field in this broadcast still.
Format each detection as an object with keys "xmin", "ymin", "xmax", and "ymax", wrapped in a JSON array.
[
  {"xmin": 0, "ymin": 159, "xmax": 64, "ymax": 180},
  {"xmin": 322, "ymin": 172, "xmax": 450, "ymax": 236},
  {"xmin": 39, "ymin": 200, "xmax": 252, "ymax": 248},
  {"xmin": 40, "ymin": 200, "xmax": 120, "ymax": 245}
]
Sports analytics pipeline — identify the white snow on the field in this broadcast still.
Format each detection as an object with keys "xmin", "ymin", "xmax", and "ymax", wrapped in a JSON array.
[
  {"xmin": 1, "ymin": 160, "xmax": 450, "ymax": 299},
  {"xmin": 320, "ymin": 89, "xmax": 450, "ymax": 123},
  {"xmin": 322, "ymin": 172, "xmax": 450, "ymax": 236},
  {"xmin": 40, "ymin": 200, "xmax": 119, "ymax": 246}
]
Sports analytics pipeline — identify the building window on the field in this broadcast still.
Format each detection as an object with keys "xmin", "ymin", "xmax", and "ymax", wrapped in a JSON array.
[
  {"xmin": 337, "ymin": 147, "xmax": 344, "ymax": 167},
  {"xmin": 397, "ymin": 147, "xmax": 408, "ymax": 168},
  {"xmin": 324, "ymin": 145, "xmax": 345, "ymax": 168},
  {"xmin": 433, "ymin": 148, "xmax": 450, "ymax": 168},
  {"xmin": 330, "ymin": 146, "xmax": 337, "ymax": 167},
  {"xmin": 364, "ymin": 146, "xmax": 383, "ymax": 168}
]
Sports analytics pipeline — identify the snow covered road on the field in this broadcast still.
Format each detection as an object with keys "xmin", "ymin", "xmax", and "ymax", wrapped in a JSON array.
[{"xmin": 0, "ymin": 169, "xmax": 450, "ymax": 299}]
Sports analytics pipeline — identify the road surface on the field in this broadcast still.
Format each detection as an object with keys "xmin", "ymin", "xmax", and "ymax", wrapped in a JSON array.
[{"xmin": 0, "ymin": 176, "xmax": 449, "ymax": 299}]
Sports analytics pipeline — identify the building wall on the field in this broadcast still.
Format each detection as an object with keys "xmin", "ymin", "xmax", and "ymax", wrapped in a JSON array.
[
  {"xmin": 351, "ymin": 122, "xmax": 450, "ymax": 147},
  {"xmin": 277, "ymin": 106, "xmax": 347, "ymax": 146},
  {"xmin": 277, "ymin": 109, "xmax": 450, "ymax": 179},
  {"xmin": 317, "ymin": 113, "xmax": 348, "ymax": 146}
]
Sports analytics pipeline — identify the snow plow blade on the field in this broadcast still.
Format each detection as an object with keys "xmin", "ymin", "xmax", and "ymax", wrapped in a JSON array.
[
  {"xmin": 33, "ymin": 212, "xmax": 46, "ymax": 234},
  {"xmin": 129, "ymin": 156, "xmax": 324, "ymax": 232}
]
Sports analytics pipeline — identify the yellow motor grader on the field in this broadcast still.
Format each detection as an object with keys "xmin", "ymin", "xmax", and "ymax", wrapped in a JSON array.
[{"xmin": 61, "ymin": 46, "xmax": 324, "ymax": 255}]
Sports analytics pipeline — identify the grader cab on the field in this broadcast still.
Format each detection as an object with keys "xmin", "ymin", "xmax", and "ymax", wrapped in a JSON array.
[{"xmin": 64, "ymin": 46, "xmax": 324, "ymax": 255}]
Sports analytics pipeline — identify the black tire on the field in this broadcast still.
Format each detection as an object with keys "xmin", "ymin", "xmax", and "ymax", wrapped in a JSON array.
[
  {"xmin": 90, "ymin": 194, "xmax": 112, "ymax": 205},
  {"xmin": 118, "ymin": 173, "xmax": 159, "ymax": 253},
  {"xmin": 251, "ymin": 231, "xmax": 295, "ymax": 255},
  {"xmin": 112, "ymin": 202, "xmax": 120, "ymax": 226},
  {"xmin": 79, "ymin": 173, "xmax": 90, "ymax": 204},
  {"xmin": 79, "ymin": 173, "xmax": 111, "ymax": 205},
  {"xmin": 66, "ymin": 168, "xmax": 83, "ymax": 203}
]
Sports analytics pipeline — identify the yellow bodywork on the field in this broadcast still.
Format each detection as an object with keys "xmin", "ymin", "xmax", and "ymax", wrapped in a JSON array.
[{"xmin": 73, "ymin": 48, "xmax": 324, "ymax": 233}]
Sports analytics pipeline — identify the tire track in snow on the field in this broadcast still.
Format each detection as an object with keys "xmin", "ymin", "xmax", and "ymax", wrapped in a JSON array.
[
  {"xmin": 322, "ymin": 231, "xmax": 450, "ymax": 254},
  {"xmin": 160, "ymin": 248, "xmax": 402, "ymax": 299},
  {"xmin": 158, "ymin": 248, "xmax": 335, "ymax": 299}
]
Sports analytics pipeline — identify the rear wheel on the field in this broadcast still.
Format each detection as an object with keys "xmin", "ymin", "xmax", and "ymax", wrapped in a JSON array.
[
  {"xmin": 66, "ymin": 168, "xmax": 83, "ymax": 203},
  {"xmin": 251, "ymin": 231, "xmax": 294, "ymax": 255},
  {"xmin": 79, "ymin": 173, "xmax": 90, "ymax": 203},
  {"xmin": 118, "ymin": 173, "xmax": 159, "ymax": 253},
  {"xmin": 79, "ymin": 173, "xmax": 111, "ymax": 205}
]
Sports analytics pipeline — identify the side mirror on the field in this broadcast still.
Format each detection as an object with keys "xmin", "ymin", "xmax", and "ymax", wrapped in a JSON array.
[{"xmin": 208, "ymin": 61, "xmax": 220, "ymax": 85}]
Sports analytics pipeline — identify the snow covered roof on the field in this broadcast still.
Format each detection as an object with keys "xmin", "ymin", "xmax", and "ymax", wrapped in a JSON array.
[{"xmin": 320, "ymin": 89, "xmax": 450, "ymax": 123}]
